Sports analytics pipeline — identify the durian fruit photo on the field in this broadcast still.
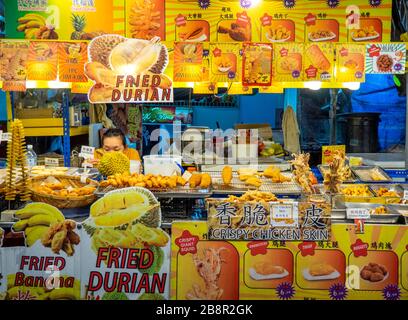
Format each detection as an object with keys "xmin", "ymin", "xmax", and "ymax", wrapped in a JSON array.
[{"xmin": 97, "ymin": 151, "xmax": 130, "ymax": 177}]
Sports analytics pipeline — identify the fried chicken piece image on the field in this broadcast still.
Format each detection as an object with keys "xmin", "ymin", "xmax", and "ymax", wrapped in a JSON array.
[{"xmin": 309, "ymin": 263, "xmax": 336, "ymax": 276}]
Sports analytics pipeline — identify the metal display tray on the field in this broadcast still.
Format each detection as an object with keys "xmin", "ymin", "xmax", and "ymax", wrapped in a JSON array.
[
  {"xmin": 95, "ymin": 185, "xmax": 212, "ymax": 199},
  {"xmin": 351, "ymin": 166, "xmax": 392, "ymax": 182},
  {"xmin": 342, "ymin": 202, "xmax": 401, "ymax": 224},
  {"xmin": 317, "ymin": 165, "xmax": 358, "ymax": 183},
  {"xmin": 208, "ymin": 172, "xmax": 302, "ymax": 195},
  {"xmin": 368, "ymin": 184, "xmax": 404, "ymax": 198},
  {"xmin": 387, "ymin": 204, "xmax": 408, "ymax": 224}
]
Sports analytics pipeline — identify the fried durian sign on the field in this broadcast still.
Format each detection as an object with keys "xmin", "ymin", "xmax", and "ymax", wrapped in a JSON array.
[
  {"xmin": 84, "ymin": 35, "xmax": 173, "ymax": 103},
  {"xmin": 0, "ymin": 188, "xmax": 171, "ymax": 300}
]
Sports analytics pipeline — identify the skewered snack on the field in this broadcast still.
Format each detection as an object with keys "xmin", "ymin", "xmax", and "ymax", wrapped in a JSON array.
[
  {"xmin": 290, "ymin": 153, "xmax": 314, "ymax": 194},
  {"xmin": 33, "ymin": 178, "xmax": 96, "ymax": 197},
  {"xmin": 262, "ymin": 165, "xmax": 291, "ymax": 183},
  {"xmin": 4, "ymin": 119, "xmax": 30, "ymax": 201},
  {"xmin": 222, "ymin": 166, "xmax": 233, "ymax": 185},
  {"xmin": 226, "ymin": 191, "xmax": 277, "ymax": 203},
  {"xmin": 323, "ymin": 155, "xmax": 342, "ymax": 194}
]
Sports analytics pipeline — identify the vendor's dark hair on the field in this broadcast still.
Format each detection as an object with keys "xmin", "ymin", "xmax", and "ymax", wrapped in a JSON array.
[{"xmin": 102, "ymin": 128, "xmax": 127, "ymax": 147}]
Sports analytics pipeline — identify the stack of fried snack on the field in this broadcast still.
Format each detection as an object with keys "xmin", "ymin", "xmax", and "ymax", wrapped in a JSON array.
[
  {"xmin": 237, "ymin": 168, "xmax": 262, "ymax": 188},
  {"xmin": 262, "ymin": 165, "xmax": 291, "ymax": 183},
  {"xmin": 99, "ymin": 171, "xmax": 212, "ymax": 189},
  {"xmin": 342, "ymin": 185, "xmax": 371, "ymax": 196},
  {"xmin": 4, "ymin": 119, "xmax": 30, "ymax": 201},
  {"xmin": 290, "ymin": 153, "xmax": 314, "ymax": 194},
  {"xmin": 376, "ymin": 187, "xmax": 399, "ymax": 197},
  {"xmin": 34, "ymin": 182, "xmax": 96, "ymax": 197},
  {"xmin": 225, "ymin": 190, "xmax": 278, "ymax": 203},
  {"xmin": 323, "ymin": 151, "xmax": 352, "ymax": 194}
]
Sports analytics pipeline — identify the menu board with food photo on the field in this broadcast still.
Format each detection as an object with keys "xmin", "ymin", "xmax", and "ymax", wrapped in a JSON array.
[
  {"xmin": 305, "ymin": 17, "xmax": 339, "ymax": 43},
  {"xmin": 0, "ymin": 40, "xmax": 29, "ymax": 83},
  {"xmin": 365, "ymin": 43, "xmax": 406, "ymax": 74},
  {"xmin": 304, "ymin": 43, "xmax": 334, "ymax": 81},
  {"xmin": 348, "ymin": 19, "xmax": 382, "ymax": 43},
  {"xmin": 273, "ymin": 43, "xmax": 304, "ymax": 82},
  {"xmin": 262, "ymin": 19, "xmax": 295, "ymax": 43},
  {"xmin": 126, "ymin": 0, "xmax": 166, "ymax": 40},
  {"xmin": 335, "ymin": 44, "xmax": 365, "ymax": 82},
  {"xmin": 171, "ymin": 221, "xmax": 408, "ymax": 300},
  {"xmin": 210, "ymin": 43, "xmax": 241, "ymax": 83},
  {"xmin": 217, "ymin": 11, "xmax": 252, "ymax": 42},
  {"xmin": 58, "ymin": 42, "xmax": 88, "ymax": 83},
  {"xmin": 242, "ymin": 43, "xmax": 272, "ymax": 86},
  {"xmin": 27, "ymin": 41, "xmax": 58, "ymax": 81},
  {"xmin": 173, "ymin": 42, "xmax": 203, "ymax": 82}
]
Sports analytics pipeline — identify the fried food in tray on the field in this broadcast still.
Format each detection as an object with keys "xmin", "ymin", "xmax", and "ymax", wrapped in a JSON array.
[
  {"xmin": 375, "ymin": 187, "xmax": 400, "ymax": 198},
  {"xmin": 31, "ymin": 176, "xmax": 96, "ymax": 198},
  {"xmin": 262, "ymin": 165, "xmax": 291, "ymax": 183},
  {"xmin": 225, "ymin": 190, "xmax": 278, "ymax": 203},
  {"xmin": 341, "ymin": 185, "xmax": 371, "ymax": 196}
]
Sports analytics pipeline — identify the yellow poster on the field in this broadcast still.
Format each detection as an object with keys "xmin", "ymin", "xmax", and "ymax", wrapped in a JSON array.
[
  {"xmin": 210, "ymin": 43, "xmax": 241, "ymax": 83},
  {"xmin": 171, "ymin": 221, "xmax": 408, "ymax": 300},
  {"xmin": 228, "ymin": 83, "xmax": 253, "ymax": 95},
  {"xmin": 27, "ymin": 41, "xmax": 58, "ymax": 81},
  {"xmin": 58, "ymin": 42, "xmax": 88, "ymax": 83},
  {"xmin": 242, "ymin": 43, "xmax": 272, "ymax": 86},
  {"xmin": 336, "ymin": 44, "xmax": 365, "ymax": 82},
  {"xmin": 173, "ymin": 42, "xmax": 203, "ymax": 82},
  {"xmin": 273, "ymin": 43, "xmax": 304, "ymax": 82},
  {"xmin": 0, "ymin": 40, "xmax": 29, "ymax": 82},
  {"xmin": 193, "ymin": 82, "xmax": 217, "ymax": 94},
  {"xmin": 304, "ymin": 42, "xmax": 334, "ymax": 81}
]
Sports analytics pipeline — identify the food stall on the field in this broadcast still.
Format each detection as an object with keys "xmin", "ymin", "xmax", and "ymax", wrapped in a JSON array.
[{"xmin": 0, "ymin": 0, "xmax": 407, "ymax": 301}]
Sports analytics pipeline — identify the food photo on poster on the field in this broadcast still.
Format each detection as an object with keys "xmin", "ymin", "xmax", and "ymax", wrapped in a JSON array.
[{"xmin": 0, "ymin": 0, "xmax": 407, "ymax": 305}]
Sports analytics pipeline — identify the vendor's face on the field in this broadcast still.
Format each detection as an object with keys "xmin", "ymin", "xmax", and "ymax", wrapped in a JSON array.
[{"xmin": 103, "ymin": 136, "xmax": 125, "ymax": 152}]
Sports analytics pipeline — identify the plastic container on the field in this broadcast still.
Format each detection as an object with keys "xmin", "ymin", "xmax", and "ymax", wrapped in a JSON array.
[
  {"xmin": 130, "ymin": 160, "xmax": 142, "ymax": 174},
  {"xmin": 26, "ymin": 145, "xmax": 37, "ymax": 168},
  {"xmin": 143, "ymin": 155, "xmax": 182, "ymax": 176}
]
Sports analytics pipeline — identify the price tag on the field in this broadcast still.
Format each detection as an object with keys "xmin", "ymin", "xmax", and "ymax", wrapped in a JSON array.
[
  {"xmin": 347, "ymin": 208, "xmax": 370, "ymax": 220},
  {"xmin": 0, "ymin": 132, "xmax": 12, "ymax": 142},
  {"xmin": 45, "ymin": 157, "xmax": 59, "ymax": 167},
  {"xmin": 182, "ymin": 170, "xmax": 192, "ymax": 182},
  {"xmin": 403, "ymin": 190, "xmax": 408, "ymax": 200},
  {"xmin": 270, "ymin": 202, "xmax": 298, "ymax": 227},
  {"xmin": 79, "ymin": 146, "xmax": 95, "ymax": 160}
]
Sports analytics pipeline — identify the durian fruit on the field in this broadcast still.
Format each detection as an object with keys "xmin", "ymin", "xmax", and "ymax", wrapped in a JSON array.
[
  {"xmin": 97, "ymin": 151, "xmax": 130, "ymax": 177},
  {"xmin": 89, "ymin": 189, "xmax": 160, "ymax": 227},
  {"xmin": 109, "ymin": 37, "xmax": 168, "ymax": 75},
  {"xmin": 88, "ymin": 34, "xmax": 126, "ymax": 68}
]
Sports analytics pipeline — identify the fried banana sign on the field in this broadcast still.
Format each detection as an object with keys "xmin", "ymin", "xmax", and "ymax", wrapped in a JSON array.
[{"xmin": 84, "ymin": 34, "xmax": 173, "ymax": 103}]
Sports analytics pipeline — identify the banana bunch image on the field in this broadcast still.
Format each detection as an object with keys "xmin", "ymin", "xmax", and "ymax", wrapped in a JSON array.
[
  {"xmin": 16, "ymin": 13, "xmax": 58, "ymax": 39},
  {"xmin": 13, "ymin": 203, "xmax": 65, "ymax": 247},
  {"xmin": 6, "ymin": 274, "xmax": 80, "ymax": 300}
]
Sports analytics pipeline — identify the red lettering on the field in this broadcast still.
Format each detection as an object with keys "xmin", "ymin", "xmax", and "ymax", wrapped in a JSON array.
[
  {"xmin": 107, "ymin": 248, "xmax": 121, "ymax": 268},
  {"xmin": 134, "ymin": 89, "xmax": 143, "ymax": 100},
  {"xmin": 96, "ymin": 248, "xmax": 109, "ymax": 268},
  {"xmin": 131, "ymin": 273, "xmax": 138, "ymax": 293},
  {"xmin": 103, "ymin": 272, "xmax": 118, "ymax": 293},
  {"xmin": 44, "ymin": 257, "xmax": 54, "ymax": 270},
  {"xmin": 151, "ymin": 88, "xmax": 159, "ymax": 101},
  {"xmin": 15, "ymin": 272, "xmax": 25, "ymax": 286},
  {"xmin": 125, "ymin": 75, "xmax": 135, "ymax": 87},
  {"xmin": 123, "ymin": 89, "xmax": 132, "ymax": 101},
  {"xmin": 142, "ymin": 75, "xmax": 150, "ymax": 87},
  {"xmin": 29, "ymin": 257, "xmax": 39, "ymax": 271},
  {"xmin": 136, "ymin": 273, "xmax": 150, "ymax": 293},
  {"xmin": 151, "ymin": 273, "xmax": 167, "ymax": 293},
  {"xmin": 111, "ymin": 89, "xmax": 121, "ymax": 102},
  {"xmin": 20, "ymin": 256, "xmax": 29, "ymax": 270},
  {"xmin": 151, "ymin": 75, "xmax": 161, "ymax": 87},
  {"xmin": 54, "ymin": 257, "xmax": 66, "ymax": 271},
  {"xmin": 127, "ymin": 249, "xmax": 140, "ymax": 269},
  {"xmin": 162, "ymin": 89, "xmax": 171, "ymax": 101},
  {"xmin": 121, "ymin": 249, "xmax": 128, "ymax": 269},
  {"xmin": 117, "ymin": 272, "xmax": 131, "ymax": 293},
  {"xmin": 116, "ymin": 75, "xmax": 124, "ymax": 87},
  {"xmin": 88, "ymin": 272, "xmax": 103, "ymax": 291},
  {"xmin": 139, "ymin": 249, "xmax": 153, "ymax": 269}
]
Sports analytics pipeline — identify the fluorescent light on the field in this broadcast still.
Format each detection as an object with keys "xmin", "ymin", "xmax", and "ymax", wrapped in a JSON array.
[
  {"xmin": 187, "ymin": 82, "xmax": 195, "ymax": 88},
  {"xmin": 343, "ymin": 82, "xmax": 360, "ymax": 90},
  {"xmin": 304, "ymin": 81, "xmax": 322, "ymax": 90},
  {"xmin": 251, "ymin": 0, "xmax": 262, "ymax": 7}
]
